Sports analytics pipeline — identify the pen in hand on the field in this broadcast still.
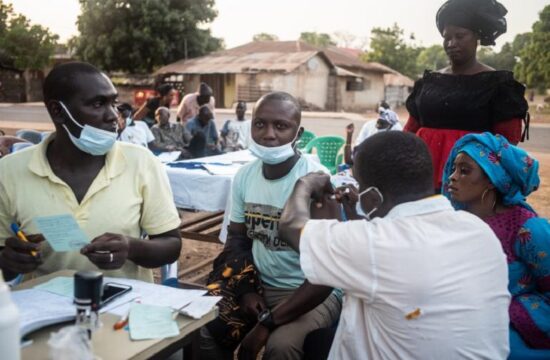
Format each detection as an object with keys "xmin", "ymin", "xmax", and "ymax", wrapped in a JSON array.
[{"xmin": 10, "ymin": 223, "xmax": 37, "ymax": 257}]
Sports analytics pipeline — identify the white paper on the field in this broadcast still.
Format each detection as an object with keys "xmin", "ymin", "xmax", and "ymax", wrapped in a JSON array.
[
  {"xmin": 157, "ymin": 151, "xmax": 182, "ymax": 163},
  {"xmin": 11, "ymin": 289, "xmax": 76, "ymax": 337},
  {"xmin": 103, "ymin": 277, "xmax": 206, "ymax": 317},
  {"xmin": 178, "ymin": 296, "xmax": 222, "ymax": 320}
]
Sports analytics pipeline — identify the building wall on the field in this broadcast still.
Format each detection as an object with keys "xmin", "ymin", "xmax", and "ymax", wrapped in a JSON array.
[
  {"xmin": 337, "ymin": 70, "xmax": 386, "ymax": 112},
  {"xmin": 234, "ymin": 55, "xmax": 331, "ymax": 110}
]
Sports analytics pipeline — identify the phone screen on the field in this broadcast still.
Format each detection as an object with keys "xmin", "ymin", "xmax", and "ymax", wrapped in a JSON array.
[{"xmin": 101, "ymin": 283, "xmax": 132, "ymax": 307}]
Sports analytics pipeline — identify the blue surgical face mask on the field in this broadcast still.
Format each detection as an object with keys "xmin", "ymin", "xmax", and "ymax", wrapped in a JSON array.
[
  {"xmin": 356, "ymin": 186, "xmax": 384, "ymax": 221},
  {"xmin": 248, "ymin": 130, "xmax": 300, "ymax": 165},
  {"xmin": 59, "ymin": 101, "xmax": 117, "ymax": 156},
  {"xmin": 125, "ymin": 117, "xmax": 132, "ymax": 127}
]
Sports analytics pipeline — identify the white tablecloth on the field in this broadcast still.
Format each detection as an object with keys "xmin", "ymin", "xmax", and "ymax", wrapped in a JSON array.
[
  {"xmin": 165, "ymin": 150, "xmax": 256, "ymax": 212},
  {"xmin": 165, "ymin": 150, "xmax": 320, "ymax": 242}
]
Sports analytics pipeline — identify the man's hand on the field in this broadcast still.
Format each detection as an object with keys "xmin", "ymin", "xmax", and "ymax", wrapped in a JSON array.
[
  {"xmin": 238, "ymin": 293, "xmax": 267, "ymax": 321},
  {"xmin": 0, "ymin": 234, "xmax": 44, "ymax": 274},
  {"xmin": 334, "ymin": 184, "xmax": 362, "ymax": 220},
  {"xmin": 297, "ymin": 172, "xmax": 334, "ymax": 204},
  {"xmin": 81, "ymin": 233, "xmax": 133, "ymax": 270},
  {"xmin": 238, "ymin": 324, "xmax": 270, "ymax": 360}
]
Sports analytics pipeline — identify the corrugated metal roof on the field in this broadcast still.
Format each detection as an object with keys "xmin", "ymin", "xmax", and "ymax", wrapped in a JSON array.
[
  {"xmin": 155, "ymin": 41, "xmax": 397, "ymax": 76},
  {"xmin": 156, "ymin": 50, "xmax": 320, "ymax": 75}
]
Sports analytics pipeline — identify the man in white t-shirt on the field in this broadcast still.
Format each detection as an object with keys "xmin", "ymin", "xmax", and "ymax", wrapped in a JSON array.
[
  {"xmin": 279, "ymin": 131, "xmax": 511, "ymax": 359},
  {"xmin": 116, "ymin": 103, "xmax": 155, "ymax": 149},
  {"xmin": 220, "ymin": 101, "xmax": 251, "ymax": 152}
]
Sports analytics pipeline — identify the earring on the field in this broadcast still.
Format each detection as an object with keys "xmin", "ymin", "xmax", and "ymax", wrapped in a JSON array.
[{"xmin": 482, "ymin": 189, "xmax": 497, "ymax": 212}]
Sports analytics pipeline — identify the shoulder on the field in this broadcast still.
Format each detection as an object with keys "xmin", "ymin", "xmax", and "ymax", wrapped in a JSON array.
[
  {"xmin": 299, "ymin": 155, "xmax": 330, "ymax": 174},
  {"xmin": 0, "ymin": 144, "xmax": 36, "ymax": 175},
  {"xmin": 117, "ymin": 142, "xmax": 158, "ymax": 165},
  {"xmin": 519, "ymin": 217, "xmax": 550, "ymax": 241},
  {"xmin": 234, "ymin": 159, "xmax": 262, "ymax": 184}
]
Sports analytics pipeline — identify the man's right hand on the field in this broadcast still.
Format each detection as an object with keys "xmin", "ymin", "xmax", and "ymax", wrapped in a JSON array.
[
  {"xmin": 0, "ymin": 234, "xmax": 44, "ymax": 274},
  {"xmin": 238, "ymin": 292, "xmax": 267, "ymax": 320}
]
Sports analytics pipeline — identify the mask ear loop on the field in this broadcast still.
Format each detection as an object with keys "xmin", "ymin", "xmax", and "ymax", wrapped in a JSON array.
[
  {"xmin": 362, "ymin": 186, "xmax": 384, "ymax": 220},
  {"xmin": 58, "ymin": 101, "xmax": 84, "ymax": 129}
]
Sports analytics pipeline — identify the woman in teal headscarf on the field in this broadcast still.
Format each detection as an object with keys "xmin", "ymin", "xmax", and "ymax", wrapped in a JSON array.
[{"xmin": 442, "ymin": 132, "xmax": 550, "ymax": 359}]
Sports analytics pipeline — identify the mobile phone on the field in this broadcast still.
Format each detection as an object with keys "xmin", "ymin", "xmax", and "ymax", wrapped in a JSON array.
[{"xmin": 101, "ymin": 282, "xmax": 132, "ymax": 307}]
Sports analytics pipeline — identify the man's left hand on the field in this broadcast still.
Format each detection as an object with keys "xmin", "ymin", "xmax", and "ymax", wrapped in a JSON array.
[
  {"xmin": 80, "ymin": 233, "xmax": 132, "ymax": 270},
  {"xmin": 238, "ymin": 324, "xmax": 270, "ymax": 360}
]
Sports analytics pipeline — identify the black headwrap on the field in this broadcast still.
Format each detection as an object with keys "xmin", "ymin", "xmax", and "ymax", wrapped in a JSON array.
[{"xmin": 436, "ymin": 0, "xmax": 508, "ymax": 46}]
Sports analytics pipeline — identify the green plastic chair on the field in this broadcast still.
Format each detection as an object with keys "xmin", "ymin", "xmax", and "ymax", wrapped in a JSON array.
[
  {"xmin": 304, "ymin": 135, "xmax": 346, "ymax": 174},
  {"xmin": 296, "ymin": 130, "xmax": 316, "ymax": 150}
]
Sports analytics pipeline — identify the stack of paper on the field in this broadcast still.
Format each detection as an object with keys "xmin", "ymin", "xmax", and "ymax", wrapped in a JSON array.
[
  {"xmin": 12, "ymin": 289, "xmax": 76, "ymax": 338},
  {"xmin": 129, "ymin": 304, "xmax": 179, "ymax": 340}
]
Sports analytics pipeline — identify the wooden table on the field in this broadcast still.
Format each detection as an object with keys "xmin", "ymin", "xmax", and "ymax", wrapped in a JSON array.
[{"xmin": 16, "ymin": 271, "xmax": 217, "ymax": 360}]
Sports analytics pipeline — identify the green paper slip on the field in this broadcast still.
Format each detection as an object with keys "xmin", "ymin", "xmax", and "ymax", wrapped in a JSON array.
[
  {"xmin": 34, "ymin": 277, "xmax": 74, "ymax": 298},
  {"xmin": 34, "ymin": 214, "xmax": 89, "ymax": 252},
  {"xmin": 129, "ymin": 303, "xmax": 179, "ymax": 341}
]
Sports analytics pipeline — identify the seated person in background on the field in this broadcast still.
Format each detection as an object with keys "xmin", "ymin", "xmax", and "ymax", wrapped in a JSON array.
[
  {"xmin": 443, "ymin": 132, "xmax": 550, "ymax": 359},
  {"xmin": 220, "ymin": 101, "xmax": 251, "ymax": 152},
  {"xmin": 133, "ymin": 84, "xmax": 177, "ymax": 128},
  {"xmin": 279, "ymin": 131, "xmax": 510, "ymax": 359},
  {"xmin": 344, "ymin": 107, "xmax": 403, "ymax": 165},
  {"xmin": 186, "ymin": 106, "xmax": 222, "ymax": 157},
  {"xmin": 176, "ymin": 82, "xmax": 216, "ymax": 123},
  {"xmin": 0, "ymin": 136, "xmax": 31, "ymax": 158},
  {"xmin": 200, "ymin": 92, "xmax": 341, "ymax": 360},
  {"xmin": 0, "ymin": 62, "xmax": 182, "ymax": 283},
  {"xmin": 151, "ymin": 107, "xmax": 208, "ymax": 159},
  {"xmin": 116, "ymin": 102, "xmax": 156, "ymax": 149}
]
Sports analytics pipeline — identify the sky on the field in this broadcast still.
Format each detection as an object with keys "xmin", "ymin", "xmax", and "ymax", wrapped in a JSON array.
[{"xmin": 7, "ymin": 0, "xmax": 549, "ymax": 51}]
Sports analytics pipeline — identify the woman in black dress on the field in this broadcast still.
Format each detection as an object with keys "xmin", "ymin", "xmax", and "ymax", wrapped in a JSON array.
[{"xmin": 404, "ymin": 0, "xmax": 529, "ymax": 190}]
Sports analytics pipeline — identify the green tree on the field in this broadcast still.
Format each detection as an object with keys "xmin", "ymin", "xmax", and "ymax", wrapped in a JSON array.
[
  {"xmin": 362, "ymin": 24, "xmax": 422, "ymax": 78},
  {"xmin": 299, "ymin": 32, "xmax": 335, "ymax": 48},
  {"xmin": 0, "ymin": 0, "xmax": 58, "ymax": 100},
  {"xmin": 252, "ymin": 33, "xmax": 279, "ymax": 41},
  {"xmin": 515, "ymin": 5, "xmax": 550, "ymax": 92},
  {"xmin": 417, "ymin": 45, "xmax": 448, "ymax": 71},
  {"xmin": 73, "ymin": 0, "xmax": 223, "ymax": 73}
]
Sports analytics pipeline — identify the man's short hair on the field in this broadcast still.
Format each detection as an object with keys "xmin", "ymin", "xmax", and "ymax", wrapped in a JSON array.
[
  {"xmin": 43, "ymin": 62, "xmax": 102, "ymax": 104},
  {"xmin": 255, "ymin": 91, "xmax": 301, "ymax": 123},
  {"xmin": 354, "ymin": 132, "xmax": 433, "ymax": 198},
  {"xmin": 117, "ymin": 102, "xmax": 133, "ymax": 113},
  {"xmin": 198, "ymin": 105, "xmax": 213, "ymax": 119},
  {"xmin": 236, "ymin": 100, "xmax": 246, "ymax": 109}
]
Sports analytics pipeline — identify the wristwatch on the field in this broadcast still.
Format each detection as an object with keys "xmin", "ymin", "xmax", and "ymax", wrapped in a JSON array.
[{"xmin": 257, "ymin": 308, "xmax": 277, "ymax": 331}]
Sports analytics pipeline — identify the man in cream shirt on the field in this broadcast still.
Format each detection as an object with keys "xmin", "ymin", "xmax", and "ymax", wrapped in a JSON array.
[
  {"xmin": 0, "ymin": 62, "xmax": 182, "ymax": 283},
  {"xmin": 279, "ymin": 131, "xmax": 510, "ymax": 359}
]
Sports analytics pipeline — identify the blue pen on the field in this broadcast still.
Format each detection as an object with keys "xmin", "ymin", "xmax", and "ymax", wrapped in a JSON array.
[{"xmin": 10, "ymin": 223, "xmax": 37, "ymax": 256}]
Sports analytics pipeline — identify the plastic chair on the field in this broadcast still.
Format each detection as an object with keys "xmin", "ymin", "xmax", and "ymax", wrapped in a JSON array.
[
  {"xmin": 304, "ymin": 136, "xmax": 346, "ymax": 174},
  {"xmin": 296, "ymin": 130, "xmax": 316, "ymax": 150},
  {"xmin": 15, "ymin": 129, "xmax": 43, "ymax": 144}
]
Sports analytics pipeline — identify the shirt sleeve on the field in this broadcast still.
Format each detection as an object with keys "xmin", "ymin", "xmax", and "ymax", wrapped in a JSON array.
[
  {"xmin": 300, "ymin": 219, "xmax": 377, "ymax": 301},
  {"xmin": 229, "ymin": 169, "xmax": 245, "ymax": 223},
  {"xmin": 143, "ymin": 124, "xmax": 155, "ymax": 143},
  {"xmin": 514, "ymin": 217, "xmax": 550, "ymax": 294},
  {"xmin": 0, "ymin": 180, "xmax": 13, "ymax": 246},
  {"xmin": 210, "ymin": 121, "xmax": 219, "ymax": 142},
  {"xmin": 139, "ymin": 155, "xmax": 181, "ymax": 235}
]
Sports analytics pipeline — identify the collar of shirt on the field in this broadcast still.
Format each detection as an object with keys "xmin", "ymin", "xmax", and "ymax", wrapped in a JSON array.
[
  {"xmin": 384, "ymin": 195, "xmax": 453, "ymax": 220},
  {"xmin": 28, "ymin": 132, "xmax": 127, "ymax": 184}
]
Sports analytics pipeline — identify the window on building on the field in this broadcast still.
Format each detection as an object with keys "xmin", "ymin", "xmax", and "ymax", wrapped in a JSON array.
[{"xmin": 346, "ymin": 77, "xmax": 367, "ymax": 91}]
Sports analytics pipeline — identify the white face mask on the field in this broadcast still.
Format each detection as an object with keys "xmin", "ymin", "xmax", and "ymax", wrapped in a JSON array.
[
  {"xmin": 356, "ymin": 186, "xmax": 384, "ymax": 221},
  {"xmin": 248, "ymin": 130, "xmax": 300, "ymax": 165},
  {"xmin": 59, "ymin": 101, "xmax": 117, "ymax": 156}
]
